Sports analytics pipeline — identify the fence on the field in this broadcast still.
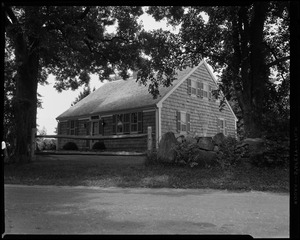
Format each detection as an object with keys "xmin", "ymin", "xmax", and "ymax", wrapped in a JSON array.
[{"xmin": 31, "ymin": 126, "xmax": 153, "ymax": 159}]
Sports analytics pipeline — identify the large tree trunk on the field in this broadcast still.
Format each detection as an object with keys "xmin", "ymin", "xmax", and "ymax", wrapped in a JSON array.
[
  {"xmin": 234, "ymin": 2, "xmax": 269, "ymax": 138},
  {"xmin": 11, "ymin": 33, "xmax": 39, "ymax": 163},
  {"xmin": 13, "ymin": 55, "xmax": 39, "ymax": 163}
]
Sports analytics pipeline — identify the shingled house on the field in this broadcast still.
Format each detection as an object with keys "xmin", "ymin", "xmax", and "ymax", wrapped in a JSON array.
[{"xmin": 56, "ymin": 60, "xmax": 237, "ymax": 152}]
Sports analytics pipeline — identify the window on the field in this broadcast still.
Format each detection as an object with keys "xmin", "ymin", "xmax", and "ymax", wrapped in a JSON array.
[
  {"xmin": 188, "ymin": 79, "xmax": 215, "ymax": 100},
  {"xmin": 131, "ymin": 112, "xmax": 138, "ymax": 132},
  {"xmin": 191, "ymin": 80, "xmax": 197, "ymax": 95},
  {"xmin": 68, "ymin": 120, "xmax": 78, "ymax": 135},
  {"xmin": 217, "ymin": 118, "xmax": 228, "ymax": 135},
  {"xmin": 113, "ymin": 112, "xmax": 143, "ymax": 134},
  {"xmin": 177, "ymin": 111, "xmax": 190, "ymax": 133}
]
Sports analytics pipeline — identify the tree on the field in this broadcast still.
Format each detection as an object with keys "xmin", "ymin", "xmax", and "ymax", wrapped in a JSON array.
[
  {"xmin": 71, "ymin": 85, "xmax": 95, "ymax": 106},
  {"xmin": 146, "ymin": 3, "xmax": 290, "ymax": 138},
  {"xmin": 3, "ymin": 6, "xmax": 140, "ymax": 162}
]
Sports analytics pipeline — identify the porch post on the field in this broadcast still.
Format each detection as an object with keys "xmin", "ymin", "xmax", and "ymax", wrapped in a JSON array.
[{"xmin": 147, "ymin": 126, "xmax": 152, "ymax": 155}]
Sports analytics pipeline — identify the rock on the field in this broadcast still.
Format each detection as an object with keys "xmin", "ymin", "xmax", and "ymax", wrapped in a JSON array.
[
  {"xmin": 213, "ymin": 145, "xmax": 219, "ymax": 152},
  {"xmin": 185, "ymin": 135, "xmax": 197, "ymax": 144},
  {"xmin": 176, "ymin": 135, "xmax": 185, "ymax": 143},
  {"xmin": 212, "ymin": 133, "xmax": 226, "ymax": 146},
  {"xmin": 197, "ymin": 137, "xmax": 214, "ymax": 151},
  {"xmin": 195, "ymin": 150, "xmax": 218, "ymax": 167},
  {"xmin": 242, "ymin": 138, "xmax": 266, "ymax": 155},
  {"xmin": 157, "ymin": 132, "xmax": 178, "ymax": 163}
]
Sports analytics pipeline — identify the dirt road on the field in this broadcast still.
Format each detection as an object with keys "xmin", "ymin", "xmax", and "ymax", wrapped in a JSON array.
[{"xmin": 4, "ymin": 184, "xmax": 289, "ymax": 237}]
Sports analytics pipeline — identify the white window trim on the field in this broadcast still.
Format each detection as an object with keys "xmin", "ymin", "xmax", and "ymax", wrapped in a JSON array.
[
  {"xmin": 218, "ymin": 118, "xmax": 226, "ymax": 135},
  {"xmin": 180, "ymin": 111, "xmax": 187, "ymax": 133}
]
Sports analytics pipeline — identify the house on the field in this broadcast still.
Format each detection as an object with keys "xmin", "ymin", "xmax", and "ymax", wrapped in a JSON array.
[{"xmin": 56, "ymin": 60, "xmax": 238, "ymax": 152}]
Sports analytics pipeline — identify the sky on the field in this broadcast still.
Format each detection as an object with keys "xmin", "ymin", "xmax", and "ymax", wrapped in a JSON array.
[{"xmin": 36, "ymin": 9, "xmax": 209, "ymax": 135}]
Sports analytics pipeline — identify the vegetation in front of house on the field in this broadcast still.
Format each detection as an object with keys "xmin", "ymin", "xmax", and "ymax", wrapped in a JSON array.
[
  {"xmin": 62, "ymin": 142, "xmax": 78, "ymax": 151},
  {"xmin": 4, "ymin": 154, "xmax": 289, "ymax": 192}
]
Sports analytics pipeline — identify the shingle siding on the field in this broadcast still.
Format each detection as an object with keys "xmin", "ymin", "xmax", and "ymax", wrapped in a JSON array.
[
  {"xmin": 161, "ymin": 64, "xmax": 236, "ymax": 138},
  {"xmin": 57, "ymin": 110, "xmax": 156, "ymax": 152}
]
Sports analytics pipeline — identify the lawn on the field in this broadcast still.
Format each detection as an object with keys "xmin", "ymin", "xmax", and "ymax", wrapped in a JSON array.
[{"xmin": 4, "ymin": 154, "xmax": 289, "ymax": 192}]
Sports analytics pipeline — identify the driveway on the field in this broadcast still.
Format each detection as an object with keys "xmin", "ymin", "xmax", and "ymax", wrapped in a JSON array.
[{"xmin": 4, "ymin": 185, "xmax": 289, "ymax": 237}]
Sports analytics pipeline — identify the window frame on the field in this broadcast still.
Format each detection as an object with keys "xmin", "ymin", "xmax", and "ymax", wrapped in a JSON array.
[
  {"xmin": 177, "ymin": 111, "xmax": 191, "ymax": 133},
  {"xmin": 113, "ymin": 112, "xmax": 143, "ymax": 135}
]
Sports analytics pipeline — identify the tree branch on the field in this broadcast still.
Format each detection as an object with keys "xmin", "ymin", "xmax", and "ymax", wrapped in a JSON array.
[
  {"xmin": 4, "ymin": 6, "xmax": 18, "ymax": 24},
  {"xmin": 267, "ymin": 56, "xmax": 290, "ymax": 68},
  {"xmin": 78, "ymin": 6, "xmax": 90, "ymax": 20}
]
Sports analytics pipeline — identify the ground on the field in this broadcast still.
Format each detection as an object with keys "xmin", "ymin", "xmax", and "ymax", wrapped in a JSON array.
[{"xmin": 4, "ymin": 185, "xmax": 289, "ymax": 236}]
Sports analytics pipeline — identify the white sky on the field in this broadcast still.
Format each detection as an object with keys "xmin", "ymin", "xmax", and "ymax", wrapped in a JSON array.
[{"xmin": 36, "ymin": 10, "xmax": 209, "ymax": 134}]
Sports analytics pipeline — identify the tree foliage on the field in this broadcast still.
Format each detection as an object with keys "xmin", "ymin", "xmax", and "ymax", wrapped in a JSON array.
[
  {"xmin": 71, "ymin": 85, "xmax": 95, "ymax": 106},
  {"xmin": 147, "ymin": 3, "xmax": 290, "ymax": 138},
  {"xmin": 4, "ymin": 4, "xmax": 290, "ymax": 162}
]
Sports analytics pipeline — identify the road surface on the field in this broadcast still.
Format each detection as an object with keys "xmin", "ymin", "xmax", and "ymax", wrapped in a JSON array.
[{"xmin": 4, "ymin": 184, "xmax": 289, "ymax": 237}]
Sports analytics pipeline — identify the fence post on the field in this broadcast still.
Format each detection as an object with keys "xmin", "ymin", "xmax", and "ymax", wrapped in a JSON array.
[
  {"xmin": 31, "ymin": 128, "xmax": 36, "ymax": 161},
  {"xmin": 147, "ymin": 126, "xmax": 152, "ymax": 155}
]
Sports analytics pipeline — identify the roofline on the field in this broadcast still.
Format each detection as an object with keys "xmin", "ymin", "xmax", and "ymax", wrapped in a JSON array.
[
  {"xmin": 157, "ymin": 59, "xmax": 205, "ymax": 107},
  {"xmin": 203, "ymin": 61, "xmax": 238, "ymax": 121},
  {"xmin": 56, "ymin": 105, "xmax": 157, "ymax": 121}
]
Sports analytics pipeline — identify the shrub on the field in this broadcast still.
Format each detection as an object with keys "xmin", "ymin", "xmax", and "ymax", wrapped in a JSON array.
[
  {"xmin": 145, "ymin": 151, "xmax": 160, "ymax": 166},
  {"xmin": 36, "ymin": 138, "xmax": 56, "ymax": 151},
  {"xmin": 92, "ymin": 141, "xmax": 106, "ymax": 151},
  {"xmin": 216, "ymin": 136, "xmax": 241, "ymax": 169},
  {"xmin": 173, "ymin": 142, "xmax": 202, "ymax": 168},
  {"xmin": 250, "ymin": 137, "xmax": 289, "ymax": 168},
  {"xmin": 62, "ymin": 142, "xmax": 78, "ymax": 151}
]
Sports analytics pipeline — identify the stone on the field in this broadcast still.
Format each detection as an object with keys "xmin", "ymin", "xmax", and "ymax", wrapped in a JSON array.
[
  {"xmin": 212, "ymin": 133, "xmax": 226, "ymax": 146},
  {"xmin": 213, "ymin": 145, "xmax": 219, "ymax": 152},
  {"xmin": 185, "ymin": 135, "xmax": 197, "ymax": 144},
  {"xmin": 157, "ymin": 132, "xmax": 178, "ymax": 163},
  {"xmin": 197, "ymin": 137, "xmax": 214, "ymax": 151},
  {"xmin": 242, "ymin": 138, "xmax": 266, "ymax": 155},
  {"xmin": 176, "ymin": 135, "xmax": 185, "ymax": 143},
  {"xmin": 195, "ymin": 150, "xmax": 218, "ymax": 167}
]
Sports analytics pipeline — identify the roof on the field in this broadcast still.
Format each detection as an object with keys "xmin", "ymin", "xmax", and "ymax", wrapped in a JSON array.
[{"xmin": 56, "ymin": 66, "xmax": 195, "ymax": 120}]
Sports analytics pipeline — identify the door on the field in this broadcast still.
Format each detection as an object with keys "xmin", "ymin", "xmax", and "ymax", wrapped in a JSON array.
[{"xmin": 90, "ymin": 121, "xmax": 99, "ymax": 149}]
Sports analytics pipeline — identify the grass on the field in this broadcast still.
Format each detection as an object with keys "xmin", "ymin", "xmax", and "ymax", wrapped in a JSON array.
[{"xmin": 4, "ymin": 155, "xmax": 289, "ymax": 192}]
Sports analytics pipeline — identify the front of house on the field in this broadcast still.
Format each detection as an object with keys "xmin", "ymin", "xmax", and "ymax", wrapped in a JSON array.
[{"xmin": 56, "ymin": 60, "xmax": 237, "ymax": 152}]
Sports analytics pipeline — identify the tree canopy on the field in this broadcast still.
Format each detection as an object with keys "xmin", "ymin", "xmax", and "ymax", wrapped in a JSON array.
[
  {"xmin": 4, "ymin": 4, "xmax": 290, "ymax": 162},
  {"xmin": 146, "ymin": 3, "xmax": 290, "ymax": 137}
]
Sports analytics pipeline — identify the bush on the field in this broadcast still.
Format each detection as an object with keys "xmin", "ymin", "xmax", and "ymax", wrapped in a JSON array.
[
  {"xmin": 250, "ymin": 137, "xmax": 289, "ymax": 168},
  {"xmin": 145, "ymin": 152, "xmax": 160, "ymax": 166},
  {"xmin": 36, "ymin": 138, "xmax": 56, "ymax": 151},
  {"xmin": 173, "ymin": 142, "xmax": 203, "ymax": 168},
  {"xmin": 62, "ymin": 142, "xmax": 78, "ymax": 151},
  {"xmin": 216, "ymin": 136, "xmax": 241, "ymax": 169},
  {"xmin": 92, "ymin": 141, "xmax": 106, "ymax": 151}
]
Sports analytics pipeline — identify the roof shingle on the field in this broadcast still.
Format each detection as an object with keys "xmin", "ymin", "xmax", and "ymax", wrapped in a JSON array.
[{"xmin": 56, "ymin": 66, "xmax": 195, "ymax": 120}]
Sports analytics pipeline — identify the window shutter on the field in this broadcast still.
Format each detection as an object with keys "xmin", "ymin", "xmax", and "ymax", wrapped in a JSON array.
[
  {"xmin": 208, "ymin": 86, "xmax": 212, "ymax": 100},
  {"xmin": 112, "ymin": 115, "xmax": 116, "ymax": 135},
  {"xmin": 75, "ymin": 120, "xmax": 79, "ymax": 135},
  {"xmin": 67, "ymin": 120, "xmax": 70, "ymax": 135},
  {"xmin": 217, "ymin": 118, "xmax": 221, "ymax": 133},
  {"xmin": 177, "ymin": 111, "xmax": 181, "ymax": 132},
  {"xmin": 138, "ymin": 112, "xmax": 143, "ymax": 133},
  {"xmin": 186, "ymin": 113, "xmax": 190, "ymax": 132},
  {"xmin": 86, "ymin": 121, "xmax": 90, "ymax": 135},
  {"xmin": 224, "ymin": 120, "xmax": 228, "ymax": 136},
  {"xmin": 187, "ymin": 79, "xmax": 191, "ymax": 95}
]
